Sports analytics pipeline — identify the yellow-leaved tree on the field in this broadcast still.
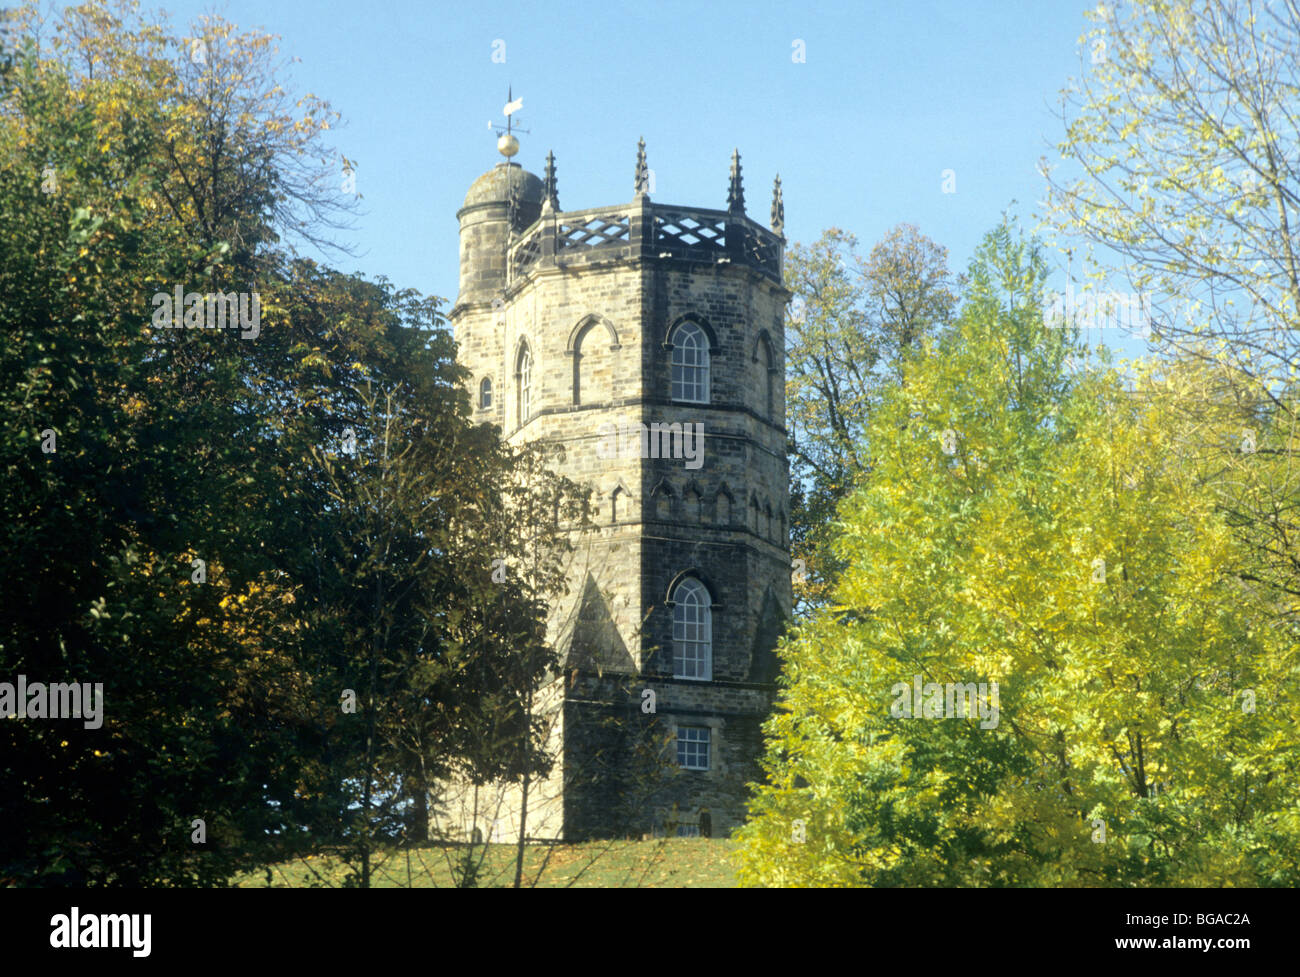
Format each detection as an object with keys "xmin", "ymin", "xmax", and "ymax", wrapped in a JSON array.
[{"xmin": 736, "ymin": 219, "xmax": 1300, "ymax": 887}]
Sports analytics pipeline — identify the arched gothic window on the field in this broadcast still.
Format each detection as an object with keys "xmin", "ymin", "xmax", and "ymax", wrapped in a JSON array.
[
  {"xmin": 672, "ymin": 577, "xmax": 712, "ymax": 680},
  {"xmin": 670, "ymin": 321, "xmax": 710, "ymax": 404},
  {"xmin": 516, "ymin": 344, "xmax": 533, "ymax": 425},
  {"xmin": 479, "ymin": 376, "xmax": 493, "ymax": 410},
  {"xmin": 759, "ymin": 338, "xmax": 774, "ymax": 416}
]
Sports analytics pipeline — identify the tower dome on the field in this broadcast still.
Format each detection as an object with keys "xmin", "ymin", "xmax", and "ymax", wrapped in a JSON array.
[
  {"xmin": 455, "ymin": 161, "xmax": 545, "ymax": 307},
  {"xmin": 461, "ymin": 161, "xmax": 544, "ymax": 214}
]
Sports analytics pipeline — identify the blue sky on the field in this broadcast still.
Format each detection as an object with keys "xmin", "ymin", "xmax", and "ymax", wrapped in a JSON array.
[{"xmin": 82, "ymin": 0, "xmax": 1146, "ymax": 351}]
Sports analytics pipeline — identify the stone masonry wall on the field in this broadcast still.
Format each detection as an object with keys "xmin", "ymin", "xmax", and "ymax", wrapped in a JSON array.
[{"xmin": 450, "ymin": 181, "xmax": 790, "ymax": 841}]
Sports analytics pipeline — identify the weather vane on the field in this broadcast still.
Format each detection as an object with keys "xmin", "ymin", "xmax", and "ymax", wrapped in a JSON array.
[{"xmin": 488, "ymin": 86, "xmax": 528, "ymax": 158}]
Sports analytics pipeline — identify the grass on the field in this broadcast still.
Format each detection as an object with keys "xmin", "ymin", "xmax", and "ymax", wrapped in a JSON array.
[{"xmin": 232, "ymin": 838, "xmax": 739, "ymax": 888}]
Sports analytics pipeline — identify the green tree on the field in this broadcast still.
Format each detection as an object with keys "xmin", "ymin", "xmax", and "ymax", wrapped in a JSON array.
[
  {"xmin": 0, "ymin": 0, "xmax": 567, "ymax": 887},
  {"xmin": 737, "ymin": 219, "xmax": 1300, "ymax": 887},
  {"xmin": 786, "ymin": 225, "xmax": 954, "ymax": 608},
  {"xmin": 1045, "ymin": 0, "xmax": 1300, "ymax": 621}
]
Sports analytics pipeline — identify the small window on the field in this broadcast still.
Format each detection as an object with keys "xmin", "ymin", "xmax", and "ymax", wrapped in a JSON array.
[
  {"xmin": 480, "ymin": 376, "xmax": 493, "ymax": 409},
  {"xmin": 670, "ymin": 321, "xmax": 710, "ymax": 404},
  {"xmin": 677, "ymin": 726, "xmax": 710, "ymax": 770}
]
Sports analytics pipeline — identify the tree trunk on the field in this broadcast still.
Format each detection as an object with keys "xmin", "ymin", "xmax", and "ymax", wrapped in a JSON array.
[
  {"xmin": 514, "ymin": 683, "xmax": 533, "ymax": 889},
  {"xmin": 410, "ymin": 777, "xmax": 429, "ymax": 845}
]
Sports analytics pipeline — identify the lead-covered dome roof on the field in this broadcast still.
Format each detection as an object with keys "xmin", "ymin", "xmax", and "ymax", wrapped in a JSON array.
[{"xmin": 462, "ymin": 162, "xmax": 544, "ymax": 209}]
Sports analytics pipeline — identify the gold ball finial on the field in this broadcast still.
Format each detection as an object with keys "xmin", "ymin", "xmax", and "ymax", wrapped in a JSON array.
[{"xmin": 497, "ymin": 132, "xmax": 519, "ymax": 158}]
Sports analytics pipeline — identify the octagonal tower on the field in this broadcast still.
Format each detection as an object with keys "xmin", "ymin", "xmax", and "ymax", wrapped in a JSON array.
[{"xmin": 447, "ymin": 137, "xmax": 791, "ymax": 841}]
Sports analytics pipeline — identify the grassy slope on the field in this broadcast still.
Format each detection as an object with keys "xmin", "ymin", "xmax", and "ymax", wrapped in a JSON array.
[{"xmin": 232, "ymin": 838, "xmax": 738, "ymax": 888}]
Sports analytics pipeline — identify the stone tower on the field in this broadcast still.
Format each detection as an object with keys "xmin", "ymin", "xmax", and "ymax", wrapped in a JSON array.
[{"xmin": 447, "ymin": 135, "xmax": 790, "ymax": 841}]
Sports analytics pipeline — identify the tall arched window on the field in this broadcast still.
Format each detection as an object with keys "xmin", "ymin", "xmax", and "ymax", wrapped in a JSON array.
[
  {"xmin": 479, "ymin": 376, "xmax": 493, "ymax": 410},
  {"xmin": 758, "ymin": 337, "xmax": 774, "ymax": 417},
  {"xmin": 516, "ymin": 344, "xmax": 533, "ymax": 425},
  {"xmin": 670, "ymin": 321, "xmax": 710, "ymax": 404},
  {"xmin": 672, "ymin": 577, "xmax": 712, "ymax": 680}
]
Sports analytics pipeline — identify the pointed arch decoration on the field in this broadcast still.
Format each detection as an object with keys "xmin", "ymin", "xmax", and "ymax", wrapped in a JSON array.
[
  {"xmin": 566, "ymin": 314, "xmax": 621, "ymax": 353},
  {"xmin": 610, "ymin": 477, "xmax": 634, "ymax": 525},
  {"xmin": 568, "ymin": 315, "xmax": 620, "ymax": 406},
  {"xmin": 683, "ymin": 479, "xmax": 704, "ymax": 522},
  {"xmin": 650, "ymin": 477, "xmax": 676, "ymax": 520},
  {"xmin": 713, "ymin": 483, "xmax": 734, "ymax": 525}
]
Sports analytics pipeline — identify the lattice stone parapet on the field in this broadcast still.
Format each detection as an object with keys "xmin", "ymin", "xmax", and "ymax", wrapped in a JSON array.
[
  {"xmin": 508, "ymin": 200, "xmax": 783, "ymax": 285},
  {"xmin": 559, "ymin": 212, "xmax": 631, "ymax": 249},
  {"xmin": 654, "ymin": 210, "xmax": 726, "ymax": 252},
  {"xmin": 511, "ymin": 229, "xmax": 543, "ymax": 279}
]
